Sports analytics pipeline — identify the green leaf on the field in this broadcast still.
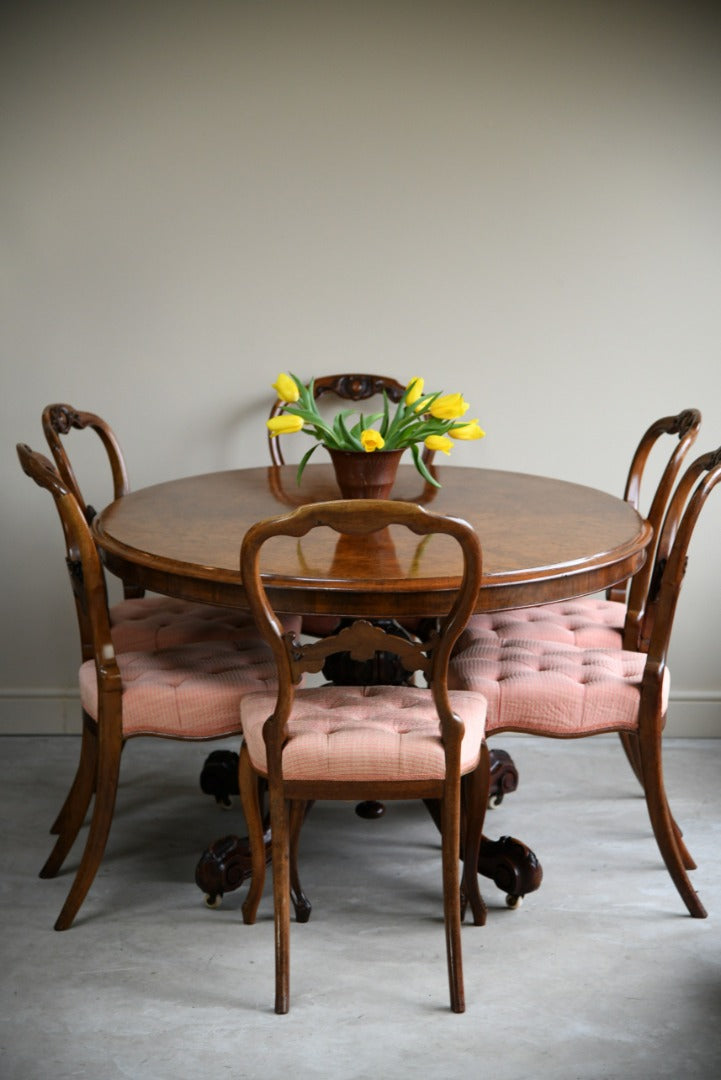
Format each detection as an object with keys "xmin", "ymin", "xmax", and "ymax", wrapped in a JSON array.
[
  {"xmin": 296, "ymin": 442, "xmax": 320, "ymax": 485},
  {"xmin": 336, "ymin": 411, "xmax": 363, "ymax": 450},
  {"xmin": 411, "ymin": 442, "xmax": 441, "ymax": 487},
  {"xmin": 380, "ymin": 392, "xmax": 391, "ymax": 437}
]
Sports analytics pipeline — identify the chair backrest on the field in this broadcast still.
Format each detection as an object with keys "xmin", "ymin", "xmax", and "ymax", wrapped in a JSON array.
[
  {"xmin": 42, "ymin": 404, "xmax": 131, "ymax": 523},
  {"xmin": 611, "ymin": 409, "xmax": 701, "ymax": 611},
  {"xmin": 239, "ymin": 499, "xmax": 482, "ymax": 778},
  {"xmin": 42, "ymin": 403, "xmax": 142, "ymax": 600},
  {"xmin": 630, "ymin": 445, "xmax": 721, "ymax": 659},
  {"xmin": 267, "ymin": 373, "xmax": 408, "ymax": 466},
  {"xmin": 17, "ymin": 443, "xmax": 117, "ymax": 673}
]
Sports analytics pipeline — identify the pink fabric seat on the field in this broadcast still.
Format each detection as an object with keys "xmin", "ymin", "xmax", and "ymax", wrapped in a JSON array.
[
  {"xmin": 79, "ymin": 638, "xmax": 279, "ymax": 739},
  {"xmin": 241, "ymin": 684, "xmax": 488, "ymax": 781},
  {"xmin": 457, "ymin": 599, "xmax": 627, "ymax": 652},
  {"xmin": 448, "ymin": 637, "xmax": 669, "ymax": 737},
  {"xmin": 109, "ymin": 595, "xmax": 301, "ymax": 653}
]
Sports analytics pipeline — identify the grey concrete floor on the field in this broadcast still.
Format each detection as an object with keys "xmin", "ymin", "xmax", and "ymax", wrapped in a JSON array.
[{"xmin": 1, "ymin": 733, "xmax": 720, "ymax": 1080}]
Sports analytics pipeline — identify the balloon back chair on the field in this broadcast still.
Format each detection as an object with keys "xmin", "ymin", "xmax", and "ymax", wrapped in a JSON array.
[
  {"xmin": 267, "ymin": 373, "xmax": 408, "ymax": 467},
  {"xmin": 458, "ymin": 408, "xmax": 701, "ymax": 651},
  {"xmin": 17, "ymin": 444, "xmax": 285, "ymax": 931},
  {"xmin": 42, "ymin": 403, "xmax": 292, "ymax": 654},
  {"xmin": 448, "ymin": 446, "xmax": 721, "ymax": 920},
  {"xmin": 237, "ymin": 500, "xmax": 489, "ymax": 1013},
  {"xmin": 40, "ymin": 404, "xmax": 301, "ymax": 835}
]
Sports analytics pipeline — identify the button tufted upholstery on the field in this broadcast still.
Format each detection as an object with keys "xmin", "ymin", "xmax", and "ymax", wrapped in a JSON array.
[
  {"xmin": 79, "ymin": 638, "xmax": 278, "ymax": 739},
  {"xmin": 109, "ymin": 595, "xmax": 301, "ymax": 653},
  {"xmin": 241, "ymin": 684, "xmax": 487, "ymax": 781},
  {"xmin": 449, "ymin": 637, "xmax": 668, "ymax": 737},
  {"xmin": 456, "ymin": 599, "xmax": 627, "ymax": 652}
]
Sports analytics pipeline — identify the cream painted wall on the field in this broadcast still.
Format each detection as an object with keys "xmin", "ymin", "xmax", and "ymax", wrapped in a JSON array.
[{"xmin": 2, "ymin": 1, "xmax": 720, "ymax": 734}]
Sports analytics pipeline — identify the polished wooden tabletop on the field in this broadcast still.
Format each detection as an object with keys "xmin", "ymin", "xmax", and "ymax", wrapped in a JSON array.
[{"xmin": 93, "ymin": 463, "xmax": 652, "ymax": 618}]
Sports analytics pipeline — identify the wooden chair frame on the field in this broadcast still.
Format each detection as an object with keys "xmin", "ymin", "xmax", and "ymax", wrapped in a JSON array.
[{"xmin": 238, "ymin": 499, "xmax": 489, "ymax": 1013}]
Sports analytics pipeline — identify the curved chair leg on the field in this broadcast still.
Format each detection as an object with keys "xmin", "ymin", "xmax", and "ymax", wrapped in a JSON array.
[
  {"xmin": 289, "ymin": 800, "xmax": 312, "ymax": 923},
  {"xmin": 50, "ymin": 714, "xmax": 98, "ymax": 835},
  {"xmin": 269, "ymin": 783, "xmax": 291, "ymax": 1014},
  {"xmin": 41, "ymin": 717, "xmax": 98, "ymax": 878},
  {"xmin": 461, "ymin": 746, "xmax": 489, "ymax": 927},
  {"xmin": 638, "ymin": 728, "xmax": 707, "ymax": 918},
  {"xmin": 53, "ymin": 726, "xmax": 123, "ymax": 931},
  {"xmin": 440, "ymin": 781, "xmax": 465, "ymax": 1013},
  {"xmin": 238, "ymin": 745, "xmax": 266, "ymax": 926},
  {"xmin": 620, "ymin": 731, "xmax": 696, "ymax": 871}
]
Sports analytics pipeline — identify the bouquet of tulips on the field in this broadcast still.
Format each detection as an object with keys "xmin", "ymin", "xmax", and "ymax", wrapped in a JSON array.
[{"xmin": 267, "ymin": 373, "xmax": 485, "ymax": 487}]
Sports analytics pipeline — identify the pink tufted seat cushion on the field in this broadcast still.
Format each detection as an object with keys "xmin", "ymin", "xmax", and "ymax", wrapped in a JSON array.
[
  {"xmin": 240, "ymin": 684, "xmax": 488, "ymax": 782},
  {"xmin": 109, "ymin": 596, "xmax": 301, "ymax": 653},
  {"xmin": 456, "ymin": 598, "xmax": 627, "ymax": 653},
  {"xmin": 79, "ymin": 638, "xmax": 279, "ymax": 739},
  {"xmin": 448, "ymin": 637, "xmax": 668, "ymax": 738}
]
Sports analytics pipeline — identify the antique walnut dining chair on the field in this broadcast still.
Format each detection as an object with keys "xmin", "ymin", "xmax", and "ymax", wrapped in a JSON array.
[
  {"xmin": 452, "ymin": 408, "xmax": 701, "ymax": 803},
  {"xmin": 237, "ymin": 500, "xmax": 490, "ymax": 1013},
  {"xmin": 41, "ymin": 403, "xmax": 301, "ymax": 824},
  {"xmin": 267, "ymin": 372, "xmax": 407, "ymax": 467},
  {"xmin": 18, "ymin": 444, "xmax": 288, "ymax": 931},
  {"xmin": 42, "ymin": 403, "xmax": 283, "ymax": 653},
  {"xmin": 448, "ymin": 446, "xmax": 721, "ymax": 919},
  {"xmin": 458, "ymin": 408, "xmax": 701, "ymax": 652}
]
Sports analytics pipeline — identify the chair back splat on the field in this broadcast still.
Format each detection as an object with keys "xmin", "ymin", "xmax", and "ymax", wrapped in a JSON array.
[{"xmin": 238, "ymin": 499, "xmax": 490, "ymax": 1013}]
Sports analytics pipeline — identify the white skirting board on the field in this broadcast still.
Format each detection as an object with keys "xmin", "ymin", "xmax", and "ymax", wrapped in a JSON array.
[{"xmin": 0, "ymin": 689, "xmax": 719, "ymax": 737}]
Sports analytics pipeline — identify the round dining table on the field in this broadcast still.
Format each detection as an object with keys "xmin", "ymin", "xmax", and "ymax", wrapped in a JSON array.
[
  {"xmin": 93, "ymin": 461, "xmax": 652, "ymax": 910},
  {"xmin": 94, "ymin": 462, "xmax": 651, "ymax": 618}
]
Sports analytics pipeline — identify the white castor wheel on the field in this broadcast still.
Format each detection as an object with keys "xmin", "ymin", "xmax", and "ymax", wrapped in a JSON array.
[
  {"xmin": 204, "ymin": 892, "xmax": 223, "ymax": 909},
  {"xmin": 506, "ymin": 893, "xmax": 523, "ymax": 909}
]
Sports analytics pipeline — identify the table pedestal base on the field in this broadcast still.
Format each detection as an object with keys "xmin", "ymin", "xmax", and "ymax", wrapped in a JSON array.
[{"xmin": 195, "ymin": 749, "xmax": 542, "ymax": 910}]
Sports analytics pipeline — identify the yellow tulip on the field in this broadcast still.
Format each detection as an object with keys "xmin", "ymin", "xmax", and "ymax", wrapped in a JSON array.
[
  {"xmin": 405, "ymin": 376, "xmax": 424, "ymax": 406},
  {"xmin": 449, "ymin": 419, "xmax": 486, "ymax": 441},
  {"xmin": 429, "ymin": 393, "xmax": 469, "ymax": 421},
  {"xmin": 272, "ymin": 373, "xmax": 300, "ymax": 403},
  {"xmin": 267, "ymin": 415, "xmax": 304, "ymax": 436},
  {"xmin": 425, "ymin": 435, "xmax": 453, "ymax": 455},
  {"xmin": 360, "ymin": 429, "xmax": 385, "ymax": 452}
]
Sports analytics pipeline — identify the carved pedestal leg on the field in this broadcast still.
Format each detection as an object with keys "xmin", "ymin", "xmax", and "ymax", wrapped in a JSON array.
[
  {"xmin": 487, "ymin": 749, "xmax": 519, "ymax": 808},
  {"xmin": 195, "ymin": 780, "xmax": 313, "ymax": 922},
  {"xmin": 199, "ymin": 749, "xmax": 240, "ymax": 808},
  {"xmin": 423, "ymin": 799, "xmax": 543, "ymax": 907}
]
